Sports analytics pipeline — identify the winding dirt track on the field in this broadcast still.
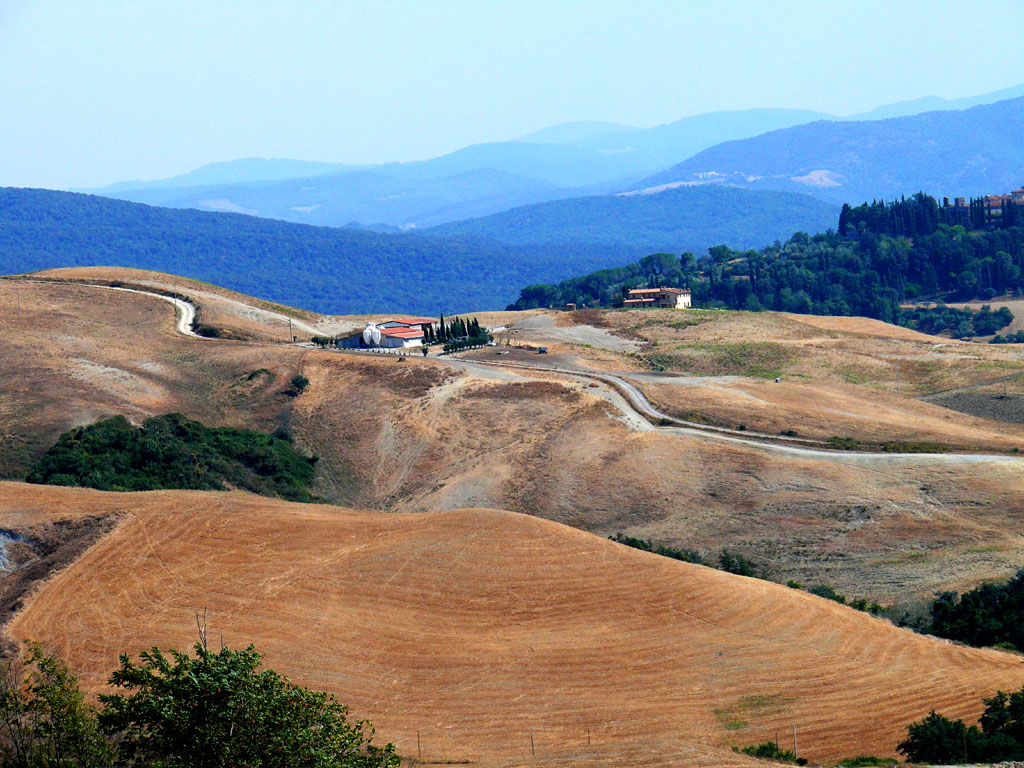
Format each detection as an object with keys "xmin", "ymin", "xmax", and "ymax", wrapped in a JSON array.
[
  {"xmin": 18, "ymin": 272, "xmax": 1015, "ymax": 465},
  {"xmin": 452, "ymin": 358, "xmax": 1023, "ymax": 466},
  {"xmin": 10, "ymin": 272, "xmax": 1022, "ymax": 473},
  {"xmin": 6, "ymin": 482, "xmax": 1024, "ymax": 767}
]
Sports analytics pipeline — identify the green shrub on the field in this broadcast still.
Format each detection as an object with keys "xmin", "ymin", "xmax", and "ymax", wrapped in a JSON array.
[
  {"xmin": 808, "ymin": 584, "xmax": 847, "ymax": 604},
  {"xmin": 609, "ymin": 534, "xmax": 706, "ymax": 565},
  {"xmin": 828, "ymin": 436, "xmax": 861, "ymax": 450},
  {"xmin": 927, "ymin": 566, "xmax": 1024, "ymax": 649},
  {"xmin": 718, "ymin": 549, "xmax": 760, "ymax": 577},
  {"xmin": 192, "ymin": 323, "xmax": 222, "ymax": 338},
  {"xmin": 738, "ymin": 741, "xmax": 805, "ymax": 764},
  {"xmin": 899, "ymin": 686, "xmax": 1024, "ymax": 764},
  {"xmin": 286, "ymin": 374, "xmax": 310, "ymax": 396},
  {"xmin": 0, "ymin": 643, "xmax": 113, "ymax": 768},
  {"xmin": 0, "ymin": 643, "xmax": 397, "ymax": 768},
  {"xmin": 100, "ymin": 643, "xmax": 398, "ymax": 768},
  {"xmin": 839, "ymin": 756, "xmax": 897, "ymax": 767}
]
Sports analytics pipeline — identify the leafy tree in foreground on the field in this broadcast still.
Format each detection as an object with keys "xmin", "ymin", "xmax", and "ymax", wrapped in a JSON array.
[
  {"xmin": 0, "ymin": 643, "xmax": 112, "ymax": 768},
  {"xmin": 98, "ymin": 643, "xmax": 399, "ymax": 768}
]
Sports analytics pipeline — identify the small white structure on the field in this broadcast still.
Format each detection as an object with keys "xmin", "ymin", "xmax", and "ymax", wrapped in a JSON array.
[{"xmin": 339, "ymin": 318, "xmax": 429, "ymax": 349}]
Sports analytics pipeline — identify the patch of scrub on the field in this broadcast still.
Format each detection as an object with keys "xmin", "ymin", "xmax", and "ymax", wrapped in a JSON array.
[{"xmin": 713, "ymin": 693, "xmax": 794, "ymax": 732}]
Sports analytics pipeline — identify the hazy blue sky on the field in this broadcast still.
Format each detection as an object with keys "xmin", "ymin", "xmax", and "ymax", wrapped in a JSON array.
[{"xmin": 2, "ymin": 0, "xmax": 1023, "ymax": 189}]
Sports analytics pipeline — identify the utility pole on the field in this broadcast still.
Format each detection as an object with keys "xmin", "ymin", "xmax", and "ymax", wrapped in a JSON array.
[{"xmin": 289, "ymin": 316, "xmax": 293, "ymax": 343}]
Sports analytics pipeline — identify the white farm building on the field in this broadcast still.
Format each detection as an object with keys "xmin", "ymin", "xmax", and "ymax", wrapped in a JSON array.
[{"xmin": 338, "ymin": 317, "xmax": 434, "ymax": 349}]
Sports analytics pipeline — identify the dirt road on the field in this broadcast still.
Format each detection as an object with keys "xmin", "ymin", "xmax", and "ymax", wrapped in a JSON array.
[
  {"xmin": 20, "ymin": 275, "xmax": 1019, "ymax": 465},
  {"xmin": 458, "ymin": 357, "xmax": 1023, "ymax": 466}
]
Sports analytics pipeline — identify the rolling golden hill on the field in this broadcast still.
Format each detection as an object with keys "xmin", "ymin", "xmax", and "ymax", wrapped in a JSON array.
[{"xmin": 5, "ymin": 481, "xmax": 1024, "ymax": 767}]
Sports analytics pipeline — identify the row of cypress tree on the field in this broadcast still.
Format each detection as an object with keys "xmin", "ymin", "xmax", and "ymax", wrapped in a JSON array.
[{"xmin": 423, "ymin": 315, "xmax": 486, "ymax": 345}]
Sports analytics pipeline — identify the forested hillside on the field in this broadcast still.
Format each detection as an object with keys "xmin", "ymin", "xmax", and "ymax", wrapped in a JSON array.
[
  {"xmin": 0, "ymin": 188, "xmax": 640, "ymax": 314},
  {"xmin": 509, "ymin": 193, "xmax": 1024, "ymax": 333},
  {"xmin": 423, "ymin": 185, "xmax": 838, "ymax": 251}
]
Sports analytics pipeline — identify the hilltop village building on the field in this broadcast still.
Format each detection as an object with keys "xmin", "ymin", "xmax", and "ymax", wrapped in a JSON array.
[
  {"xmin": 621, "ymin": 287, "xmax": 692, "ymax": 309},
  {"xmin": 943, "ymin": 186, "xmax": 1024, "ymax": 225},
  {"xmin": 338, "ymin": 317, "xmax": 435, "ymax": 349}
]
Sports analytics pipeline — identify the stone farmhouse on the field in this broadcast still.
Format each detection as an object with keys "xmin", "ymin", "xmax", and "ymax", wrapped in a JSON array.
[{"xmin": 620, "ymin": 287, "xmax": 692, "ymax": 309}]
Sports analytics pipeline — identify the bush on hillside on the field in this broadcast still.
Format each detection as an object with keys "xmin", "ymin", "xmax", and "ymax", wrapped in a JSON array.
[
  {"xmin": 608, "ymin": 534, "xmax": 706, "ymax": 565},
  {"xmin": 285, "ymin": 374, "xmax": 310, "ymax": 396},
  {"xmin": 0, "ymin": 643, "xmax": 112, "ymax": 767},
  {"xmin": 926, "ymin": 567, "xmax": 1024, "ymax": 650},
  {"xmin": 738, "ymin": 741, "xmax": 806, "ymax": 765},
  {"xmin": 898, "ymin": 690, "xmax": 1024, "ymax": 765},
  {"xmin": 26, "ymin": 413, "xmax": 319, "ymax": 502},
  {"xmin": 717, "ymin": 549, "xmax": 761, "ymax": 577},
  {"xmin": 99, "ymin": 643, "xmax": 399, "ymax": 768}
]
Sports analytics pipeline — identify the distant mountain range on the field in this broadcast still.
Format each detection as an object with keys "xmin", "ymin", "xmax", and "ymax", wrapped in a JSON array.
[
  {"xmin": 637, "ymin": 96, "xmax": 1024, "ymax": 204},
  {"xmin": 88, "ymin": 108, "xmax": 834, "ymax": 229},
  {"xmin": 424, "ymin": 185, "xmax": 838, "ymax": 251},
  {"xmin": 42, "ymin": 81, "xmax": 1024, "ymax": 286}
]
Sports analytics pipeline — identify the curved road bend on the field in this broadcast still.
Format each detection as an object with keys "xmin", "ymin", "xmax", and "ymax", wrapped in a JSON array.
[{"xmin": 457, "ymin": 358, "xmax": 1023, "ymax": 466}]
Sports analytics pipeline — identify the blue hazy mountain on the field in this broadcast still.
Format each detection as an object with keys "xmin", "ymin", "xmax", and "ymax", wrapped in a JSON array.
[
  {"xmin": 637, "ymin": 96, "xmax": 1024, "ymax": 205},
  {"xmin": 86, "ymin": 83, "xmax": 1024, "ymax": 229},
  {"xmin": 845, "ymin": 82, "xmax": 1024, "ymax": 121},
  {"xmin": 92, "ymin": 158, "xmax": 351, "ymax": 194},
  {"xmin": 424, "ymin": 185, "xmax": 838, "ymax": 252},
  {"xmin": 88, "ymin": 109, "xmax": 835, "ymax": 228}
]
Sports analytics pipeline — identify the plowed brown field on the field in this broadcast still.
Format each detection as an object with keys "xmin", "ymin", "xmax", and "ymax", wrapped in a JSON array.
[{"xmin": 5, "ymin": 482, "xmax": 1024, "ymax": 767}]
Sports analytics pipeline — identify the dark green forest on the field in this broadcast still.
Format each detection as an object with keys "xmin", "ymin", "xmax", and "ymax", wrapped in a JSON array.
[
  {"xmin": 0, "ymin": 188, "xmax": 639, "ymax": 315},
  {"xmin": 27, "ymin": 414, "xmax": 319, "ymax": 502},
  {"xmin": 509, "ymin": 193, "xmax": 1024, "ymax": 335}
]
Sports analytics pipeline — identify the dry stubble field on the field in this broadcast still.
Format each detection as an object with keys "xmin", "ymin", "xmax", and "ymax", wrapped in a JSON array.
[{"xmin": 6, "ymin": 482, "xmax": 1024, "ymax": 767}]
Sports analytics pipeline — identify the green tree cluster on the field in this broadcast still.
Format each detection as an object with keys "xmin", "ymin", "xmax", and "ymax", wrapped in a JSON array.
[
  {"xmin": 0, "ymin": 643, "xmax": 398, "ymax": 768},
  {"xmin": 509, "ymin": 193, "xmax": 1024, "ymax": 334},
  {"xmin": 26, "ymin": 414, "xmax": 319, "ymax": 502},
  {"xmin": 898, "ymin": 304, "xmax": 1013, "ymax": 338},
  {"xmin": 898, "ymin": 686, "xmax": 1024, "ymax": 764},
  {"xmin": 926, "ymin": 566, "xmax": 1024, "ymax": 651},
  {"xmin": 428, "ymin": 315, "xmax": 491, "ymax": 354}
]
